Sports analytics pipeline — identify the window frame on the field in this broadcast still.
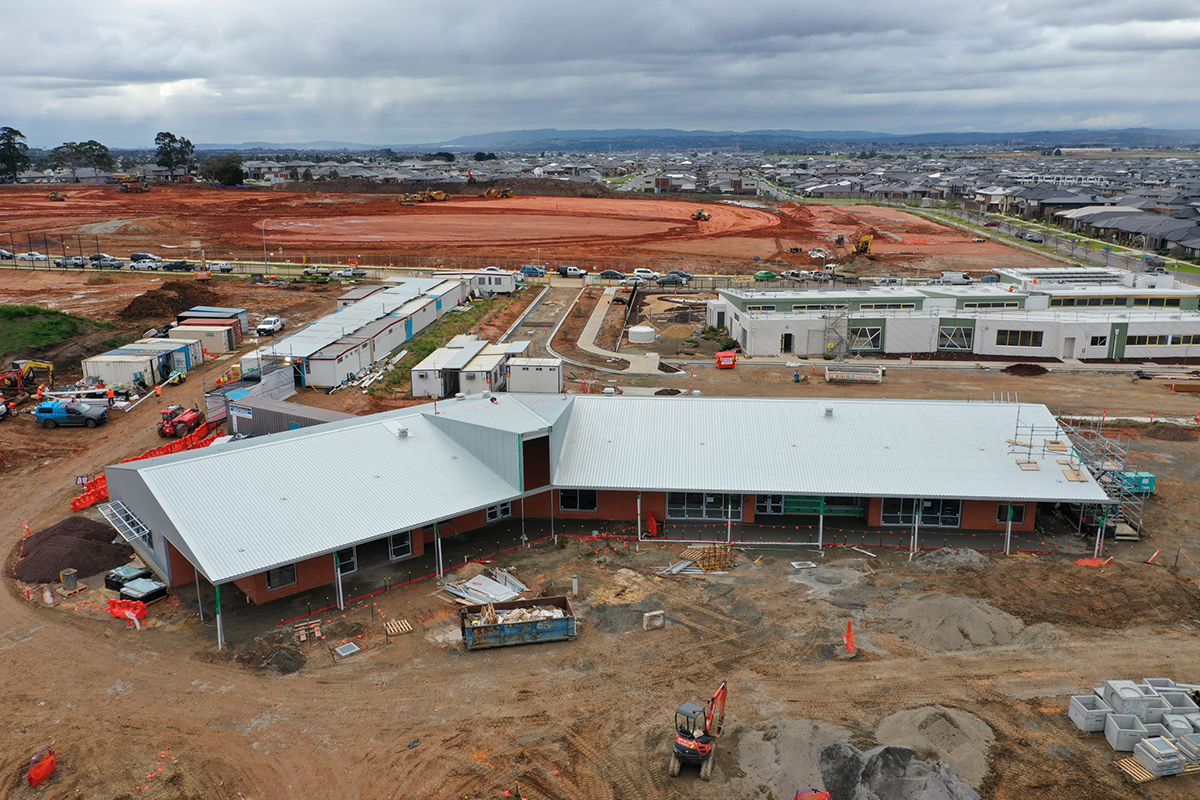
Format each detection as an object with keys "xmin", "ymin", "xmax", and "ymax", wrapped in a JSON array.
[
  {"xmin": 995, "ymin": 329, "xmax": 1044, "ymax": 348},
  {"xmin": 996, "ymin": 504, "xmax": 1026, "ymax": 525},
  {"xmin": 388, "ymin": 531, "xmax": 413, "ymax": 561},
  {"xmin": 937, "ymin": 325, "xmax": 974, "ymax": 351},
  {"xmin": 560, "ymin": 489, "xmax": 599, "ymax": 512},
  {"xmin": 486, "ymin": 502, "xmax": 512, "ymax": 522},
  {"xmin": 848, "ymin": 326, "xmax": 882, "ymax": 351},
  {"xmin": 266, "ymin": 563, "xmax": 298, "ymax": 591}
]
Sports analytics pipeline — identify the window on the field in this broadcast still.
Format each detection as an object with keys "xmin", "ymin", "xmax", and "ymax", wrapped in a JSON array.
[
  {"xmin": 963, "ymin": 301, "xmax": 1019, "ymax": 309},
  {"xmin": 997, "ymin": 504, "xmax": 1026, "ymax": 525},
  {"xmin": 1126, "ymin": 334, "xmax": 1181, "ymax": 346},
  {"xmin": 792, "ymin": 303, "xmax": 848, "ymax": 311},
  {"xmin": 995, "ymin": 329, "xmax": 1044, "ymax": 348},
  {"xmin": 666, "ymin": 492, "xmax": 742, "ymax": 521},
  {"xmin": 849, "ymin": 326, "xmax": 882, "ymax": 351},
  {"xmin": 757, "ymin": 494, "xmax": 784, "ymax": 515},
  {"xmin": 881, "ymin": 498, "xmax": 961, "ymax": 528},
  {"xmin": 266, "ymin": 564, "xmax": 297, "ymax": 590},
  {"xmin": 1089, "ymin": 335, "xmax": 1107, "ymax": 347},
  {"xmin": 335, "ymin": 546, "xmax": 357, "ymax": 575},
  {"xmin": 560, "ymin": 489, "xmax": 598, "ymax": 512},
  {"xmin": 389, "ymin": 531, "xmax": 413, "ymax": 560},
  {"xmin": 486, "ymin": 502, "xmax": 512, "ymax": 522},
  {"xmin": 747, "ymin": 304, "xmax": 776, "ymax": 312},
  {"xmin": 860, "ymin": 302, "xmax": 915, "ymax": 310},
  {"xmin": 938, "ymin": 326, "xmax": 974, "ymax": 351}
]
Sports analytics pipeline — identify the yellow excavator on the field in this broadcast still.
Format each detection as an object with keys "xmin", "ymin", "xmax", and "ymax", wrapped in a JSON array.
[
  {"xmin": 7, "ymin": 360, "xmax": 54, "ymax": 388},
  {"xmin": 483, "ymin": 187, "xmax": 514, "ymax": 198},
  {"xmin": 854, "ymin": 235, "xmax": 874, "ymax": 254},
  {"xmin": 691, "ymin": 209, "xmax": 712, "ymax": 221}
]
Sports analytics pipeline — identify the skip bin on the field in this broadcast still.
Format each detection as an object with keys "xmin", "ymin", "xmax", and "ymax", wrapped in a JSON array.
[{"xmin": 459, "ymin": 595, "xmax": 577, "ymax": 650}]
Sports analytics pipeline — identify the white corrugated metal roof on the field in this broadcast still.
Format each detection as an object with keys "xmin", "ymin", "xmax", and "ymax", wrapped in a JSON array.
[{"xmin": 553, "ymin": 396, "xmax": 1110, "ymax": 504}]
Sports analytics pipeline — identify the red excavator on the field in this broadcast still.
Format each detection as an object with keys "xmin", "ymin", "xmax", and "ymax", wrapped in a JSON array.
[
  {"xmin": 158, "ymin": 405, "xmax": 205, "ymax": 438},
  {"xmin": 668, "ymin": 681, "xmax": 727, "ymax": 781}
]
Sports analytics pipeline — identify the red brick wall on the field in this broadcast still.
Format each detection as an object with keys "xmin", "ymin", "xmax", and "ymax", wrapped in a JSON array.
[
  {"xmin": 166, "ymin": 541, "xmax": 196, "ymax": 588},
  {"xmin": 522, "ymin": 489, "xmax": 666, "ymax": 523},
  {"xmin": 234, "ymin": 553, "xmax": 335, "ymax": 605},
  {"xmin": 867, "ymin": 497, "xmax": 883, "ymax": 526},
  {"xmin": 522, "ymin": 436, "xmax": 551, "ymax": 490},
  {"xmin": 742, "ymin": 495, "xmax": 756, "ymax": 524},
  {"xmin": 867, "ymin": 498, "xmax": 1035, "ymax": 532}
]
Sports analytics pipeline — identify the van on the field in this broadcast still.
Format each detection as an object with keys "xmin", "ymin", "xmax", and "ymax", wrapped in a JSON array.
[{"xmin": 940, "ymin": 271, "xmax": 973, "ymax": 285}]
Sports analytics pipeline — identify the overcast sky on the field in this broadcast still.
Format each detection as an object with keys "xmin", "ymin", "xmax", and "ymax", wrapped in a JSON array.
[{"xmin": 3, "ymin": 0, "xmax": 1198, "ymax": 148}]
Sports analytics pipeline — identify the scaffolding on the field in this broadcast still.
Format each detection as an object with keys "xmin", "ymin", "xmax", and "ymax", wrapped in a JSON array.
[
  {"xmin": 823, "ymin": 307, "xmax": 850, "ymax": 358},
  {"xmin": 1060, "ymin": 418, "xmax": 1144, "ymax": 542}
]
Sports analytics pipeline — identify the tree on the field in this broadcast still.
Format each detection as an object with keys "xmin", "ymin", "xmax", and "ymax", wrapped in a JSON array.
[
  {"xmin": 0, "ymin": 127, "xmax": 31, "ymax": 182},
  {"xmin": 154, "ymin": 131, "xmax": 195, "ymax": 179},
  {"xmin": 199, "ymin": 153, "xmax": 244, "ymax": 185},
  {"xmin": 425, "ymin": 151, "xmax": 455, "ymax": 162},
  {"xmin": 40, "ymin": 140, "xmax": 116, "ymax": 181},
  {"xmin": 472, "ymin": 151, "xmax": 498, "ymax": 161},
  {"xmin": 302, "ymin": 167, "xmax": 313, "ymax": 181},
  {"xmin": 289, "ymin": 168, "xmax": 300, "ymax": 181}
]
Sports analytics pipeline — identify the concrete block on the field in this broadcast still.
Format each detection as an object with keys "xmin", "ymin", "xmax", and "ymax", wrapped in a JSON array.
[
  {"xmin": 1158, "ymin": 691, "xmax": 1200, "ymax": 714},
  {"xmin": 1104, "ymin": 680, "xmax": 1153, "ymax": 716},
  {"xmin": 1142, "ymin": 723, "xmax": 1172, "ymax": 739},
  {"xmin": 1105, "ymin": 714, "xmax": 1148, "ymax": 751},
  {"xmin": 1069, "ymin": 694, "xmax": 1113, "ymax": 732},
  {"xmin": 642, "ymin": 610, "xmax": 665, "ymax": 631},
  {"xmin": 1143, "ymin": 678, "xmax": 1177, "ymax": 691},
  {"xmin": 1163, "ymin": 714, "xmax": 1193, "ymax": 738},
  {"xmin": 1141, "ymin": 696, "xmax": 1171, "ymax": 724}
]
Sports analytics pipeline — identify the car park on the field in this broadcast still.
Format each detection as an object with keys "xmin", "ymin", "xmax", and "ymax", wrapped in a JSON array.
[
  {"xmin": 256, "ymin": 316, "xmax": 285, "ymax": 336},
  {"xmin": 619, "ymin": 276, "xmax": 647, "ymax": 286},
  {"xmin": 632, "ymin": 268, "xmax": 660, "ymax": 280},
  {"xmin": 55, "ymin": 256, "xmax": 88, "ymax": 268},
  {"xmin": 656, "ymin": 275, "xmax": 688, "ymax": 286},
  {"xmin": 17, "ymin": 252, "xmax": 48, "ymax": 261},
  {"xmin": 519, "ymin": 265, "xmax": 546, "ymax": 277},
  {"xmin": 598, "ymin": 269, "xmax": 624, "ymax": 280},
  {"xmin": 162, "ymin": 260, "xmax": 192, "ymax": 271},
  {"xmin": 753, "ymin": 270, "xmax": 777, "ymax": 281},
  {"xmin": 129, "ymin": 259, "xmax": 160, "ymax": 271}
]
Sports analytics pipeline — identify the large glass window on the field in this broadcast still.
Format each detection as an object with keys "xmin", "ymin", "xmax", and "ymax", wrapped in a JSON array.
[
  {"xmin": 389, "ymin": 531, "xmax": 413, "ymax": 560},
  {"xmin": 335, "ymin": 546, "xmax": 357, "ymax": 574},
  {"xmin": 881, "ymin": 498, "xmax": 961, "ymax": 528},
  {"xmin": 560, "ymin": 489, "xmax": 598, "ymax": 512},
  {"xmin": 666, "ymin": 493, "xmax": 742, "ymax": 521},
  {"xmin": 996, "ymin": 504, "xmax": 1026, "ymax": 525},
  {"xmin": 486, "ymin": 502, "xmax": 512, "ymax": 522},
  {"xmin": 756, "ymin": 494, "xmax": 784, "ymax": 515},
  {"xmin": 995, "ymin": 329, "xmax": 1044, "ymax": 348},
  {"xmin": 849, "ymin": 326, "xmax": 882, "ymax": 351},
  {"xmin": 938, "ymin": 326, "xmax": 974, "ymax": 351},
  {"xmin": 266, "ymin": 563, "xmax": 297, "ymax": 590}
]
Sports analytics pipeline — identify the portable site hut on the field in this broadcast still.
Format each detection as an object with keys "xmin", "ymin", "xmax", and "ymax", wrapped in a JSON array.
[
  {"xmin": 108, "ymin": 342, "xmax": 195, "ymax": 376},
  {"xmin": 82, "ymin": 352, "xmax": 162, "ymax": 387},
  {"xmin": 505, "ymin": 357, "xmax": 564, "ymax": 393},
  {"xmin": 169, "ymin": 325, "xmax": 235, "ymax": 353},
  {"xmin": 203, "ymin": 360, "xmax": 296, "ymax": 423},
  {"xmin": 134, "ymin": 338, "xmax": 204, "ymax": 370},
  {"xmin": 433, "ymin": 269, "xmax": 519, "ymax": 295},
  {"xmin": 177, "ymin": 317, "xmax": 243, "ymax": 344},
  {"xmin": 98, "ymin": 347, "xmax": 174, "ymax": 382},
  {"xmin": 178, "ymin": 306, "xmax": 250, "ymax": 334},
  {"xmin": 227, "ymin": 395, "xmax": 352, "ymax": 436}
]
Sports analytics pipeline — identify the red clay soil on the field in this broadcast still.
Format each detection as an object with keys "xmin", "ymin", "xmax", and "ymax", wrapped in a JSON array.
[{"xmin": 118, "ymin": 280, "xmax": 223, "ymax": 320}]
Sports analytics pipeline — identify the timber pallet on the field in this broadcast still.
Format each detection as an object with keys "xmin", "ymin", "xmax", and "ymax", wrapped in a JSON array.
[
  {"xmin": 1116, "ymin": 757, "xmax": 1200, "ymax": 783},
  {"xmin": 54, "ymin": 583, "xmax": 89, "ymax": 598},
  {"xmin": 679, "ymin": 548, "xmax": 705, "ymax": 561},
  {"xmin": 293, "ymin": 619, "xmax": 322, "ymax": 642},
  {"xmin": 385, "ymin": 619, "xmax": 413, "ymax": 642}
]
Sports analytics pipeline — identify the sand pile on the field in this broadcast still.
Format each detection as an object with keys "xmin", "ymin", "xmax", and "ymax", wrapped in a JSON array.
[
  {"xmin": 918, "ymin": 548, "xmax": 989, "ymax": 571},
  {"xmin": 119, "ymin": 280, "xmax": 222, "ymax": 321},
  {"xmin": 1001, "ymin": 363, "xmax": 1048, "ymax": 377},
  {"xmin": 876, "ymin": 706, "xmax": 994, "ymax": 789},
  {"xmin": 820, "ymin": 744, "xmax": 979, "ymax": 800},
  {"xmin": 727, "ymin": 719, "xmax": 852, "ymax": 799},
  {"xmin": 14, "ymin": 517, "xmax": 131, "ymax": 583},
  {"xmin": 1142, "ymin": 422, "xmax": 1196, "ymax": 442},
  {"xmin": 882, "ymin": 594, "xmax": 1023, "ymax": 651}
]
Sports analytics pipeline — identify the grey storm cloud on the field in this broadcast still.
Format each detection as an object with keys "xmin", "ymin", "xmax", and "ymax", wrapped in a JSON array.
[{"xmin": 1, "ymin": 0, "xmax": 1197, "ymax": 146}]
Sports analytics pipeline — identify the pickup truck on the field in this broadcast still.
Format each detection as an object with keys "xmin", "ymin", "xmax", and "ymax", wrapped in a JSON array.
[
  {"xmin": 161, "ymin": 260, "xmax": 192, "ymax": 271},
  {"xmin": 210, "ymin": 262, "xmax": 234, "ymax": 273},
  {"xmin": 256, "ymin": 316, "xmax": 285, "ymax": 336},
  {"xmin": 562, "ymin": 266, "xmax": 587, "ymax": 278},
  {"xmin": 303, "ymin": 266, "xmax": 332, "ymax": 276},
  {"xmin": 36, "ymin": 400, "xmax": 109, "ymax": 429},
  {"xmin": 55, "ymin": 256, "xmax": 88, "ymax": 268},
  {"xmin": 334, "ymin": 267, "xmax": 367, "ymax": 278}
]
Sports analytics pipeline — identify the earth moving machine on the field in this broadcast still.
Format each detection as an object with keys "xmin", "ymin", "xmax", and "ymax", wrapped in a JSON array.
[
  {"xmin": 416, "ymin": 189, "xmax": 449, "ymax": 202},
  {"xmin": 119, "ymin": 179, "xmax": 150, "ymax": 193},
  {"xmin": 47, "ymin": 192, "xmax": 66, "ymax": 201},
  {"xmin": 669, "ymin": 681, "xmax": 727, "ymax": 781},
  {"xmin": 9, "ymin": 360, "xmax": 54, "ymax": 388},
  {"xmin": 483, "ymin": 187, "xmax": 514, "ymax": 198},
  {"xmin": 692, "ymin": 209, "xmax": 712, "ymax": 221},
  {"xmin": 854, "ymin": 234, "xmax": 874, "ymax": 254},
  {"xmin": 158, "ymin": 405, "xmax": 205, "ymax": 437}
]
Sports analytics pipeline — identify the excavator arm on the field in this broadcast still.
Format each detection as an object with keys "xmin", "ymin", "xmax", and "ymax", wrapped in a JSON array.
[{"xmin": 705, "ymin": 681, "xmax": 727, "ymax": 736}]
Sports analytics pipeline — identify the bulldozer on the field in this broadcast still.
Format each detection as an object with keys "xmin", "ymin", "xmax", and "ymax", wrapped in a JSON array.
[
  {"xmin": 416, "ymin": 189, "xmax": 449, "ymax": 202},
  {"xmin": 853, "ymin": 234, "xmax": 874, "ymax": 255},
  {"xmin": 119, "ymin": 179, "xmax": 150, "ymax": 194},
  {"xmin": 399, "ymin": 193, "xmax": 418, "ymax": 205},
  {"xmin": 158, "ymin": 405, "xmax": 205, "ymax": 437},
  {"xmin": 47, "ymin": 191, "xmax": 66, "ymax": 201},
  {"xmin": 483, "ymin": 187, "xmax": 514, "ymax": 199},
  {"xmin": 669, "ymin": 681, "xmax": 726, "ymax": 781},
  {"xmin": 691, "ymin": 209, "xmax": 712, "ymax": 221}
]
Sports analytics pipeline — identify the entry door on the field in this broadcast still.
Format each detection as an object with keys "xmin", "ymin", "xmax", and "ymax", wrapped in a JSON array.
[
  {"xmin": 716, "ymin": 311, "xmax": 726, "ymax": 328},
  {"xmin": 781, "ymin": 333, "xmax": 794, "ymax": 354},
  {"xmin": 1062, "ymin": 337, "xmax": 1076, "ymax": 358}
]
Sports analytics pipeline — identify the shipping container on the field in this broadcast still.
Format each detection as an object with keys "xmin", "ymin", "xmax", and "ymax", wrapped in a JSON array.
[
  {"xmin": 81, "ymin": 353, "xmax": 161, "ymax": 386},
  {"xmin": 179, "ymin": 306, "xmax": 250, "ymax": 332},
  {"xmin": 459, "ymin": 595, "xmax": 577, "ymax": 650},
  {"xmin": 170, "ymin": 325, "xmax": 235, "ymax": 353},
  {"xmin": 177, "ymin": 317, "xmax": 243, "ymax": 344},
  {"xmin": 135, "ymin": 338, "xmax": 204, "ymax": 369}
]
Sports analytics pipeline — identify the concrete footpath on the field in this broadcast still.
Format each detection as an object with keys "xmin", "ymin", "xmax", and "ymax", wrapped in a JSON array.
[{"xmin": 577, "ymin": 288, "xmax": 661, "ymax": 374}]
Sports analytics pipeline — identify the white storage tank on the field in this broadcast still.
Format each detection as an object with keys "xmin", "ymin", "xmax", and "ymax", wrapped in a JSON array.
[{"xmin": 628, "ymin": 325, "xmax": 656, "ymax": 344}]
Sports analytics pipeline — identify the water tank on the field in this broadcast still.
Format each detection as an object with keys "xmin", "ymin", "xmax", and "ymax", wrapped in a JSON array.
[{"xmin": 628, "ymin": 325, "xmax": 655, "ymax": 344}]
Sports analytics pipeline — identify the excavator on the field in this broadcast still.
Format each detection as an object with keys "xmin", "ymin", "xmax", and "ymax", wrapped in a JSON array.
[
  {"xmin": 7, "ymin": 360, "xmax": 54, "ymax": 388},
  {"xmin": 119, "ymin": 178, "xmax": 150, "ymax": 193},
  {"xmin": 691, "ymin": 209, "xmax": 712, "ymax": 221},
  {"xmin": 668, "ymin": 681, "xmax": 727, "ymax": 781},
  {"xmin": 854, "ymin": 234, "xmax": 874, "ymax": 255},
  {"xmin": 483, "ymin": 187, "xmax": 514, "ymax": 198}
]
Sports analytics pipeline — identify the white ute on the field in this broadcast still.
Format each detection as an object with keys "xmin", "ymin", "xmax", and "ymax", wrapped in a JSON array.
[{"xmin": 256, "ymin": 316, "xmax": 285, "ymax": 336}]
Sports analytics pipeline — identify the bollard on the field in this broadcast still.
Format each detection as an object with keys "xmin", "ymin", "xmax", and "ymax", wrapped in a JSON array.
[{"xmin": 572, "ymin": 575, "xmax": 579, "ymax": 596}]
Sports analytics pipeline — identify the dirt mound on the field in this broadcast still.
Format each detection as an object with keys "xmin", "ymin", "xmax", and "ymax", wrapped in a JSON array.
[
  {"xmin": 876, "ymin": 706, "xmax": 995, "ymax": 789},
  {"xmin": 882, "ymin": 593, "xmax": 1024, "ymax": 651},
  {"xmin": 13, "ymin": 516, "xmax": 132, "ymax": 583},
  {"xmin": 942, "ymin": 559, "xmax": 1200, "ymax": 628},
  {"xmin": 726, "ymin": 718, "xmax": 852, "ymax": 798},
  {"xmin": 1002, "ymin": 363, "xmax": 1048, "ymax": 376},
  {"xmin": 1142, "ymin": 422, "xmax": 1196, "ymax": 442},
  {"xmin": 918, "ymin": 547, "xmax": 989, "ymax": 570},
  {"xmin": 451, "ymin": 562, "xmax": 488, "ymax": 581},
  {"xmin": 820, "ymin": 743, "xmax": 980, "ymax": 800},
  {"xmin": 85, "ymin": 274, "xmax": 115, "ymax": 286},
  {"xmin": 119, "ymin": 280, "xmax": 222, "ymax": 321},
  {"xmin": 654, "ymin": 388, "xmax": 682, "ymax": 396}
]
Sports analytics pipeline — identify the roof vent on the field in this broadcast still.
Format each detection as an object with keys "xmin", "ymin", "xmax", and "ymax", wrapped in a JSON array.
[
  {"xmin": 824, "ymin": 406, "xmax": 834, "ymax": 417},
  {"xmin": 397, "ymin": 427, "xmax": 409, "ymax": 438},
  {"xmin": 455, "ymin": 393, "xmax": 465, "ymax": 401},
  {"xmin": 482, "ymin": 390, "xmax": 491, "ymax": 398}
]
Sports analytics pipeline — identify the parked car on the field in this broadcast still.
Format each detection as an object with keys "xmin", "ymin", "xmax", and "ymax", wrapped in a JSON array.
[
  {"xmin": 810, "ymin": 270, "xmax": 834, "ymax": 281},
  {"xmin": 210, "ymin": 262, "xmax": 234, "ymax": 273},
  {"xmin": 93, "ymin": 257, "xmax": 123, "ymax": 269},
  {"xmin": 35, "ymin": 400, "xmax": 108, "ymax": 429},
  {"xmin": 0, "ymin": 249, "xmax": 14, "ymax": 260},
  {"xmin": 1023, "ymin": 233, "xmax": 1044, "ymax": 243},
  {"xmin": 17, "ymin": 252, "xmax": 48, "ymax": 262},
  {"xmin": 656, "ymin": 275, "xmax": 689, "ymax": 287},
  {"xmin": 667, "ymin": 269, "xmax": 694, "ymax": 280},
  {"xmin": 303, "ymin": 266, "xmax": 331, "ymax": 276},
  {"xmin": 983, "ymin": 220, "xmax": 1001, "ymax": 227},
  {"xmin": 612, "ymin": 296, "xmax": 628, "ymax": 305},
  {"xmin": 55, "ymin": 256, "xmax": 88, "ymax": 268},
  {"xmin": 781, "ymin": 269, "xmax": 811, "ymax": 280},
  {"xmin": 89, "ymin": 253, "xmax": 116, "ymax": 263},
  {"xmin": 481, "ymin": 266, "xmax": 504, "ymax": 272},
  {"xmin": 562, "ymin": 266, "xmax": 587, "ymax": 278},
  {"xmin": 334, "ymin": 267, "xmax": 367, "ymax": 278},
  {"xmin": 256, "ymin": 316, "xmax": 285, "ymax": 336},
  {"xmin": 619, "ymin": 276, "xmax": 647, "ymax": 286},
  {"xmin": 556, "ymin": 265, "xmax": 575, "ymax": 276},
  {"xmin": 129, "ymin": 259, "xmax": 160, "ymax": 271},
  {"xmin": 753, "ymin": 270, "xmax": 778, "ymax": 281},
  {"xmin": 632, "ymin": 268, "xmax": 660, "ymax": 280},
  {"xmin": 808, "ymin": 248, "xmax": 829, "ymax": 260},
  {"xmin": 971, "ymin": 237, "xmax": 987, "ymax": 243},
  {"xmin": 1145, "ymin": 267, "xmax": 1170, "ymax": 276},
  {"xmin": 162, "ymin": 260, "xmax": 192, "ymax": 271},
  {"xmin": 129, "ymin": 252, "xmax": 161, "ymax": 263},
  {"xmin": 519, "ymin": 264, "xmax": 546, "ymax": 277},
  {"xmin": 874, "ymin": 276, "xmax": 904, "ymax": 286},
  {"xmin": 1145, "ymin": 256, "xmax": 1166, "ymax": 268},
  {"xmin": 598, "ymin": 269, "xmax": 624, "ymax": 280}
]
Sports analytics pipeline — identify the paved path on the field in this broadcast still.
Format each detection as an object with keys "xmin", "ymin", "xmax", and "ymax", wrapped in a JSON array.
[{"xmin": 577, "ymin": 288, "xmax": 661, "ymax": 374}]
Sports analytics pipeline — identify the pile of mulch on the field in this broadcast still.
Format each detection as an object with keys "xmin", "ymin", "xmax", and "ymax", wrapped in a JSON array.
[
  {"xmin": 13, "ymin": 516, "xmax": 132, "ymax": 583},
  {"xmin": 654, "ymin": 388, "xmax": 682, "ymax": 396},
  {"xmin": 118, "ymin": 280, "xmax": 222, "ymax": 321},
  {"xmin": 1142, "ymin": 422, "xmax": 1196, "ymax": 442},
  {"xmin": 1002, "ymin": 363, "xmax": 1048, "ymax": 377}
]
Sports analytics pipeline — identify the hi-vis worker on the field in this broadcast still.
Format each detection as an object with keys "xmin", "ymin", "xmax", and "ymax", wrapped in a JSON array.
[
  {"xmin": 37, "ymin": 384, "xmax": 46, "ymax": 400},
  {"xmin": 106, "ymin": 387, "xmax": 116, "ymax": 406},
  {"xmin": 154, "ymin": 385, "xmax": 162, "ymax": 397}
]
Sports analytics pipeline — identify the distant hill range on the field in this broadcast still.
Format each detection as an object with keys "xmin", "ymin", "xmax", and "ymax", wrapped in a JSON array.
[{"xmin": 194, "ymin": 127, "xmax": 1200, "ymax": 152}]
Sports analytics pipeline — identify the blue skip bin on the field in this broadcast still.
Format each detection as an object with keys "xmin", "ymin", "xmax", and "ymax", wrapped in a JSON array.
[{"xmin": 459, "ymin": 596, "xmax": 577, "ymax": 651}]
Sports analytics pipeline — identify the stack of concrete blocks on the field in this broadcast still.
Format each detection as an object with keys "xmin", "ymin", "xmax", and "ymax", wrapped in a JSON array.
[
  {"xmin": 1071, "ymin": 678, "xmax": 1200, "ymax": 753},
  {"xmin": 1175, "ymin": 733, "xmax": 1200, "ymax": 764},
  {"xmin": 1133, "ymin": 737, "xmax": 1187, "ymax": 776}
]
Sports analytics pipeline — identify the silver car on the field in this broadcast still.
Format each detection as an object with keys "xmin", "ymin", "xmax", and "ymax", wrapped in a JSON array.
[{"xmin": 130, "ymin": 259, "xmax": 160, "ymax": 271}]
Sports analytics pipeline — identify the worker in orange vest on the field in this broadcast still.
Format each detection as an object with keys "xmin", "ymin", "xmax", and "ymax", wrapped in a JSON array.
[
  {"xmin": 154, "ymin": 385, "xmax": 162, "ymax": 397},
  {"xmin": 36, "ymin": 384, "xmax": 45, "ymax": 400},
  {"xmin": 106, "ymin": 387, "xmax": 116, "ymax": 406}
]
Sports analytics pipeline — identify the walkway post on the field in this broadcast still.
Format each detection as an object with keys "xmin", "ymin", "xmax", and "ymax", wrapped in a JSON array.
[
  {"xmin": 818, "ymin": 497, "xmax": 825, "ymax": 549},
  {"xmin": 1093, "ymin": 508, "xmax": 1107, "ymax": 558},
  {"xmin": 910, "ymin": 500, "xmax": 922, "ymax": 560},
  {"xmin": 636, "ymin": 492, "xmax": 642, "ymax": 541},
  {"xmin": 215, "ymin": 584, "xmax": 224, "ymax": 651},
  {"xmin": 434, "ymin": 523, "xmax": 443, "ymax": 579},
  {"xmin": 334, "ymin": 552, "xmax": 345, "ymax": 610},
  {"xmin": 1004, "ymin": 502, "xmax": 1014, "ymax": 556},
  {"xmin": 551, "ymin": 491, "xmax": 556, "ymax": 546},
  {"xmin": 195, "ymin": 571, "xmax": 204, "ymax": 621}
]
